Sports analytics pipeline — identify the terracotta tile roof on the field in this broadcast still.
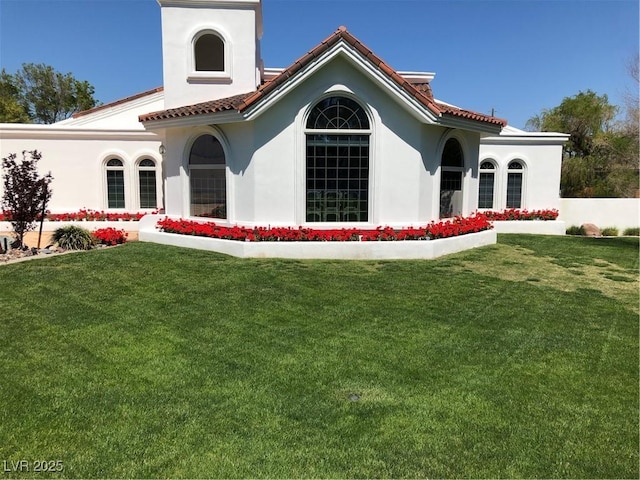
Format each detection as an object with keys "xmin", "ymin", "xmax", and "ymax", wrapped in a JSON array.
[
  {"xmin": 139, "ymin": 92, "xmax": 254, "ymax": 122},
  {"xmin": 436, "ymin": 102, "xmax": 507, "ymax": 125},
  {"xmin": 73, "ymin": 87, "xmax": 164, "ymax": 118},
  {"xmin": 140, "ymin": 26, "xmax": 506, "ymax": 128},
  {"xmin": 236, "ymin": 26, "xmax": 506, "ymax": 127}
]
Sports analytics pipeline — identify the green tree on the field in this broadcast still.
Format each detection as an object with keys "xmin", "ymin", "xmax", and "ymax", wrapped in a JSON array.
[
  {"xmin": 0, "ymin": 69, "xmax": 30, "ymax": 123},
  {"xmin": 526, "ymin": 90, "xmax": 638, "ymax": 197},
  {"xmin": 1, "ymin": 64, "xmax": 99, "ymax": 124},
  {"xmin": 526, "ymin": 90, "xmax": 617, "ymax": 158},
  {"xmin": 2, "ymin": 150, "xmax": 53, "ymax": 248}
]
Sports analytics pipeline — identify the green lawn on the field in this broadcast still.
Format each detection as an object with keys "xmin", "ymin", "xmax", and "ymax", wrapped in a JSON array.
[{"xmin": 0, "ymin": 235, "xmax": 638, "ymax": 478}]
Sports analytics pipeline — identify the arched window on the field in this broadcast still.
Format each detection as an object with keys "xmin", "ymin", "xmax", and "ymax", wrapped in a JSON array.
[
  {"xmin": 106, "ymin": 158, "xmax": 125, "ymax": 209},
  {"xmin": 194, "ymin": 33, "xmax": 224, "ymax": 72},
  {"xmin": 478, "ymin": 160, "xmax": 496, "ymax": 209},
  {"xmin": 440, "ymin": 138, "xmax": 464, "ymax": 218},
  {"xmin": 189, "ymin": 134, "xmax": 226, "ymax": 218},
  {"xmin": 137, "ymin": 159, "xmax": 157, "ymax": 209},
  {"xmin": 506, "ymin": 161, "xmax": 524, "ymax": 208},
  {"xmin": 305, "ymin": 96, "xmax": 370, "ymax": 222}
]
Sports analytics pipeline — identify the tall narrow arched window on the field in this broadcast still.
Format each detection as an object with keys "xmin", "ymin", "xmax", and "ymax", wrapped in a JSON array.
[
  {"xmin": 478, "ymin": 161, "xmax": 496, "ymax": 209},
  {"xmin": 305, "ymin": 96, "xmax": 370, "ymax": 222},
  {"xmin": 137, "ymin": 159, "xmax": 157, "ymax": 209},
  {"xmin": 189, "ymin": 134, "xmax": 226, "ymax": 218},
  {"xmin": 194, "ymin": 33, "xmax": 224, "ymax": 72},
  {"xmin": 506, "ymin": 161, "xmax": 524, "ymax": 208},
  {"xmin": 440, "ymin": 138, "xmax": 464, "ymax": 218},
  {"xmin": 106, "ymin": 158, "xmax": 125, "ymax": 209}
]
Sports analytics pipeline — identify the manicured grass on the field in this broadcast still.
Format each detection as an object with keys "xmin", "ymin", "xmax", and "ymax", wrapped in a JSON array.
[{"xmin": 0, "ymin": 235, "xmax": 637, "ymax": 478}]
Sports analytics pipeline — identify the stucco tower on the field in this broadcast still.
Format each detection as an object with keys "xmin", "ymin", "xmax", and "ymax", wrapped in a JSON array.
[{"xmin": 157, "ymin": 0, "xmax": 263, "ymax": 109}]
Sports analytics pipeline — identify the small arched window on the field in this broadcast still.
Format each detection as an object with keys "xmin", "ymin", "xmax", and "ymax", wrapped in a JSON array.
[
  {"xmin": 106, "ymin": 158, "xmax": 125, "ymax": 209},
  {"xmin": 137, "ymin": 159, "xmax": 157, "ymax": 209},
  {"xmin": 305, "ymin": 96, "xmax": 371, "ymax": 222},
  {"xmin": 195, "ymin": 33, "xmax": 224, "ymax": 72},
  {"xmin": 440, "ymin": 138, "xmax": 465, "ymax": 218},
  {"xmin": 506, "ymin": 161, "xmax": 524, "ymax": 208},
  {"xmin": 478, "ymin": 161, "xmax": 496, "ymax": 209},
  {"xmin": 189, "ymin": 134, "xmax": 226, "ymax": 218}
]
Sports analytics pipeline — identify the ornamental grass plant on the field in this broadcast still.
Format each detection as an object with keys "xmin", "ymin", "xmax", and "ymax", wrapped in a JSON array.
[{"xmin": 51, "ymin": 225, "xmax": 95, "ymax": 250}]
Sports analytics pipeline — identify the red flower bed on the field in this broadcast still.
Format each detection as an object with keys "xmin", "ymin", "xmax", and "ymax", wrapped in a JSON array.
[
  {"xmin": 93, "ymin": 227, "xmax": 128, "ymax": 246},
  {"xmin": 156, "ymin": 214, "xmax": 492, "ymax": 242},
  {"xmin": 480, "ymin": 208, "xmax": 559, "ymax": 221},
  {"xmin": 0, "ymin": 209, "xmax": 160, "ymax": 222}
]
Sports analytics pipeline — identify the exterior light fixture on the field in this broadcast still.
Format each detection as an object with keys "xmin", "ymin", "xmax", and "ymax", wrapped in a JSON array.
[{"xmin": 159, "ymin": 144, "xmax": 166, "ymax": 155}]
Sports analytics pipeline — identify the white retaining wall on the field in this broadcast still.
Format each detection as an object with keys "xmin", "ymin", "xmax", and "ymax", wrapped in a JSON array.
[
  {"xmin": 0, "ymin": 221, "xmax": 140, "ymax": 233},
  {"xmin": 138, "ymin": 215, "xmax": 497, "ymax": 260},
  {"xmin": 559, "ymin": 198, "xmax": 639, "ymax": 230}
]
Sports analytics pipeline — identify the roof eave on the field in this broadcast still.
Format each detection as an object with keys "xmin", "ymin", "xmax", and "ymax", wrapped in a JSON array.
[
  {"xmin": 438, "ymin": 114, "xmax": 504, "ymax": 135},
  {"xmin": 140, "ymin": 110, "xmax": 245, "ymax": 130},
  {"xmin": 481, "ymin": 132, "xmax": 570, "ymax": 145}
]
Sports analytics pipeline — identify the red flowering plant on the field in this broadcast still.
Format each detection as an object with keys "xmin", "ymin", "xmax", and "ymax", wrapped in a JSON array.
[
  {"xmin": 156, "ymin": 214, "xmax": 492, "ymax": 243},
  {"xmin": 0, "ymin": 209, "xmax": 161, "ymax": 222},
  {"xmin": 93, "ymin": 227, "xmax": 128, "ymax": 246},
  {"xmin": 479, "ymin": 209, "xmax": 559, "ymax": 221}
]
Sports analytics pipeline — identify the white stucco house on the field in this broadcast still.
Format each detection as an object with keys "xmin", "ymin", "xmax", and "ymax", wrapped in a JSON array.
[{"xmin": 0, "ymin": 0, "xmax": 568, "ymax": 232}]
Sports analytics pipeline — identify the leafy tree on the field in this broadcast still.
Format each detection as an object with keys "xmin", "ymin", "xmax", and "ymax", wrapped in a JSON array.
[
  {"xmin": 1, "ymin": 64, "xmax": 99, "ymax": 124},
  {"xmin": 526, "ymin": 90, "xmax": 617, "ymax": 158},
  {"xmin": 2, "ymin": 150, "xmax": 53, "ymax": 248},
  {"xmin": 526, "ymin": 89, "xmax": 638, "ymax": 197},
  {"xmin": 0, "ymin": 70, "xmax": 29, "ymax": 123}
]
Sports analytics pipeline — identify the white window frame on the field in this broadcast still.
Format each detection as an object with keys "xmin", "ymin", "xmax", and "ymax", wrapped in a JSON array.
[
  {"xmin": 136, "ymin": 158, "xmax": 160, "ymax": 210},
  {"xmin": 188, "ymin": 28, "xmax": 232, "ymax": 84},
  {"xmin": 188, "ymin": 133, "xmax": 228, "ymax": 220},
  {"xmin": 303, "ymin": 94, "xmax": 373, "ymax": 225},
  {"xmin": 104, "ymin": 157, "xmax": 127, "ymax": 210},
  {"xmin": 505, "ymin": 159, "xmax": 526, "ymax": 209},
  {"xmin": 478, "ymin": 159, "xmax": 498, "ymax": 210}
]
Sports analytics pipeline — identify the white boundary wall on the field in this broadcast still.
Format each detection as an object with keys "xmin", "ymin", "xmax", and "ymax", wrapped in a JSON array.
[
  {"xmin": 492, "ymin": 220, "xmax": 566, "ymax": 235},
  {"xmin": 559, "ymin": 199, "xmax": 640, "ymax": 230}
]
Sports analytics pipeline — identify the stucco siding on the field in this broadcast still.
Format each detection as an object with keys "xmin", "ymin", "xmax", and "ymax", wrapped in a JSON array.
[{"xmin": 0, "ymin": 131, "xmax": 162, "ymax": 212}]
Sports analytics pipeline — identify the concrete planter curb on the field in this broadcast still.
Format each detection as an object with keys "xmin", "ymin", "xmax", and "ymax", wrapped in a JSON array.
[
  {"xmin": 139, "ymin": 217, "xmax": 497, "ymax": 260},
  {"xmin": 0, "ymin": 221, "xmax": 140, "ymax": 233}
]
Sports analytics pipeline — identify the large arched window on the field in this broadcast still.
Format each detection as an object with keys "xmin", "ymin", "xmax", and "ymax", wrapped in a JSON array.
[
  {"xmin": 440, "ymin": 138, "xmax": 464, "ymax": 218},
  {"xmin": 305, "ymin": 96, "xmax": 370, "ymax": 222},
  {"xmin": 137, "ymin": 158, "xmax": 157, "ymax": 209},
  {"xmin": 478, "ymin": 160, "xmax": 496, "ymax": 209},
  {"xmin": 506, "ymin": 161, "xmax": 524, "ymax": 208},
  {"xmin": 106, "ymin": 158, "xmax": 125, "ymax": 209},
  {"xmin": 189, "ymin": 134, "xmax": 226, "ymax": 218},
  {"xmin": 194, "ymin": 33, "xmax": 224, "ymax": 72}
]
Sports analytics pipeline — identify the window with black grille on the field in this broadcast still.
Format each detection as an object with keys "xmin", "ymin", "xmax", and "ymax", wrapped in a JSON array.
[{"xmin": 305, "ymin": 97, "xmax": 370, "ymax": 222}]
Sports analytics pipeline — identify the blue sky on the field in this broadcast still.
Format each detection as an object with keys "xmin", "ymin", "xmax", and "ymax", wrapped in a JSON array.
[{"xmin": 0, "ymin": 0, "xmax": 637, "ymax": 129}]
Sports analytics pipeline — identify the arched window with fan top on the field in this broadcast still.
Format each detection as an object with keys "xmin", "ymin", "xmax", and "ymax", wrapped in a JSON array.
[{"xmin": 305, "ymin": 96, "xmax": 371, "ymax": 222}]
